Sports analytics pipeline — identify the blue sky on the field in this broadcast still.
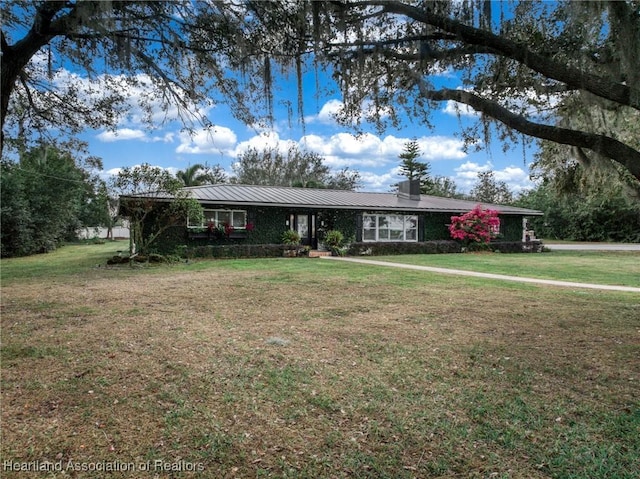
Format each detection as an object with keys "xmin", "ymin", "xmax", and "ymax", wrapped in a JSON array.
[
  {"xmin": 84, "ymin": 73, "xmax": 537, "ymax": 194},
  {"xmin": 5, "ymin": 2, "xmax": 541, "ymax": 195},
  {"xmin": 21, "ymin": 46, "xmax": 537, "ymax": 194}
]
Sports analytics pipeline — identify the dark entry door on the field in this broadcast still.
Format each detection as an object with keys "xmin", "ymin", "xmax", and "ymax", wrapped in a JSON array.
[{"xmin": 293, "ymin": 213, "xmax": 317, "ymax": 248}]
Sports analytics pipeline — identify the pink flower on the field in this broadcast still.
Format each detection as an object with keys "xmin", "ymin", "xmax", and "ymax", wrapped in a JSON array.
[{"xmin": 449, "ymin": 205, "xmax": 501, "ymax": 245}]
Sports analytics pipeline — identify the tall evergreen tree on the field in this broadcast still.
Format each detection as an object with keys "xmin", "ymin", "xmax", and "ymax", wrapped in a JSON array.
[
  {"xmin": 396, "ymin": 139, "xmax": 434, "ymax": 194},
  {"xmin": 398, "ymin": 139, "xmax": 430, "ymax": 182}
]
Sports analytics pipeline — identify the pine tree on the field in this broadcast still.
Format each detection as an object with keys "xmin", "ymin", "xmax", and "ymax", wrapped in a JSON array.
[{"xmin": 397, "ymin": 139, "xmax": 433, "ymax": 194}]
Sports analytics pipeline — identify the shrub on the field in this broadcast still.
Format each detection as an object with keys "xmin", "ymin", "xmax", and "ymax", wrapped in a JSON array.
[
  {"xmin": 182, "ymin": 244, "xmax": 292, "ymax": 259},
  {"xmin": 281, "ymin": 229, "xmax": 301, "ymax": 245},
  {"xmin": 449, "ymin": 205, "xmax": 500, "ymax": 245},
  {"xmin": 323, "ymin": 230, "xmax": 345, "ymax": 255},
  {"xmin": 348, "ymin": 241, "xmax": 462, "ymax": 256}
]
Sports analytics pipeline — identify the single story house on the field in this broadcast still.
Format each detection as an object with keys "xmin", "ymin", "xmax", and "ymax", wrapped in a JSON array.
[{"xmin": 119, "ymin": 180, "xmax": 543, "ymax": 255}]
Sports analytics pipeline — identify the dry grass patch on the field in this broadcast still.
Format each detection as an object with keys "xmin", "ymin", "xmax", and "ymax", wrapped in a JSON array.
[{"xmin": 2, "ymin": 258, "xmax": 639, "ymax": 478}]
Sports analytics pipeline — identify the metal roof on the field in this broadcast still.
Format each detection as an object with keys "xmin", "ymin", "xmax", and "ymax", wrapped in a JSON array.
[{"xmin": 123, "ymin": 183, "xmax": 543, "ymax": 216}]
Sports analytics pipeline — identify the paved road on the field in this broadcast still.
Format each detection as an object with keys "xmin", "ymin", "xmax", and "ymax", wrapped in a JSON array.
[
  {"xmin": 544, "ymin": 242, "xmax": 640, "ymax": 251},
  {"xmin": 321, "ymin": 256, "xmax": 640, "ymax": 293}
]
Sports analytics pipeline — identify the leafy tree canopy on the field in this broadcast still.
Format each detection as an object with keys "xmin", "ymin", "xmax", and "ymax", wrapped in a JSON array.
[
  {"xmin": 1, "ymin": 142, "xmax": 106, "ymax": 257},
  {"xmin": 469, "ymin": 170, "xmax": 514, "ymax": 205},
  {"xmin": 1, "ymin": 1, "xmax": 271, "ymax": 152},
  {"xmin": 231, "ymin": 145, "xmax": 361, "ymax": 190},
  {"xmin": 428, "ymin": 176, "xmax": 460, "ymax": 199},
  {"xmin": 531, "ymin": 107, "xmax": 640, "ymax": 199},
  {"xmin": 113, "ymin": 163, "xmax": 203, "ymax": 255},
  {"xmin": 3, "ymin": 1, "xmax": 639, "ymax": 188},
  {"xmin": 245, "ymin": 0, "xmax": 640, "ymax": 183},
  {"xmin": 517, "ymin": 180, "xmax": 640, "ymax": 243}
]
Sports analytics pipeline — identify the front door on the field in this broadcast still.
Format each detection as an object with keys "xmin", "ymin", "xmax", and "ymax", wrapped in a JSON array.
[{"xmin": 294, "ymin": 213, "xmax": 317, "ymax": 248}]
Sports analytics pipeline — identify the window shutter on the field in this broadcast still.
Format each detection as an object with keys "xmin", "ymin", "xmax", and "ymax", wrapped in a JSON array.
[
  {"xmin": 356, "ymin": 214, "xmax": 363, "ymax": 242},
  {"xmin": 418, "ymin": 215, "xmax": 425, "ymax": 242}
]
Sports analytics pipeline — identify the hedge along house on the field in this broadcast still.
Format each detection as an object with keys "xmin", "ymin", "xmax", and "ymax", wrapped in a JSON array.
[{"xmin": 119, "ymin": 180, "xmax": 543, "ymax": 256}]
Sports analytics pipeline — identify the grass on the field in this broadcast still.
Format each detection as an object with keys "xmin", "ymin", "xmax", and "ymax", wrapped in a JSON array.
[
  {"xmin": 0, "ymin": 240, "xmax": 128, "ymax": 282},
  {"xmin": 1, "ymin": 244, "xmax": 639, "ymax": 478},
  {"xmin": 371, "ymin": 250, "xmax": 640, "ymax": 287}
]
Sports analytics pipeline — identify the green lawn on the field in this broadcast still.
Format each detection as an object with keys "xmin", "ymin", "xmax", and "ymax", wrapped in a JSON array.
[
  {"xmin": 1, "ymin": 244, "xmax": 639, "ymax": 478},
  {"xmin": 0, "ymin": 241, "xmax": 129, "ymax": 283},
  {"xmin": 2, "ymin": 242, "xmax": 638, "ymax": 287},
  {"xmin": 371, "ymin": 251, "xmax": 640, "ymax": 287}
]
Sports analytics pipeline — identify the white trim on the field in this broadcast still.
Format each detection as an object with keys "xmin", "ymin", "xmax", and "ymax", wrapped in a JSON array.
[
  {"xmin": 362, "ymin": 213, "xmax": 418, "ymax": 242},
  {"xmin": 188, "ymin": 209, "xmax": 248, "ymax": 229}
]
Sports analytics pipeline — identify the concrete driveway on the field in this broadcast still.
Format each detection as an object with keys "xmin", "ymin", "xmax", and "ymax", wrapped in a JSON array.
[{"xmin": 544, "ymin": 242, "xmax": 640, "ymax": 251}]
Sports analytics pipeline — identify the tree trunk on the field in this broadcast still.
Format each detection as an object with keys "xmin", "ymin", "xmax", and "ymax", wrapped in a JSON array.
[
  {"xmin": 381, "ymin": 1, "xmax": 639, "ymax": 111},
  {"xmin": 1, "ymin": 3, "xmax": 65, "ymax": 152}
]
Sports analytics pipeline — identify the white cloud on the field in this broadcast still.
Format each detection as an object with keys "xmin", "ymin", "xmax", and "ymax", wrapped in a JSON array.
[
  {"xmin": 359, "ymin": 170, "xmax": 399, "ymax": 192},
  {"xmin": 494, "ymin": 166, "xmax": 533, "ymax": 193},
  {"xmin": 176, "ymin": 126, "xmax": 237, "ymax": 154},
  {"xmin": 97, "ymin": 128, "xmax": 147, "ymax": 142},
  {"xmin": 103, "ymin": 167, "xmax": 124, "ymax": 179},
  {"xmin": 306, "ymin": 98, "xmax": 392, "ymax": 127},
  {"xmin": 455, "ymin": 160, "xmax": 491, "ymax": 176},
  {"xmin": 233, "ymin": 131, "xmax": 298, "ymax": 157},
  {"xmin": 152, "ymin": 132, "xmax": 175, "ymax": 143},
  {"xmin": 299, "ymin": 132, "xmax": 394, "ymax": 168},
  {"xmin": 300, "ymin": 132, "xmax": 466, "ymax": 167},
  {"xmin": 308, "ymin": 99, "xmax": 344, "ymax": 125},
  {"xmin": 331, "ymin": 132, "xmax": 383, "ymax": 156},
  {"xmin": 442, "ymin": 100, "xmax": 479, "ymax": 118},
  {"xmin": 97, "ymin": 128, "xmax": 175, "ymax": 144},
  {"xmin": 442, "ymin": 86, "xmax": 563, "ymax": 121},
  {"xmin": 417, "ymin": 136, "xmax": 468, "ymax": 160},
  {"xmin": 454, "ymin": 161, "xmax": 533, "ymax": 193},
  {"xmin": 42, "ymin": 66, "xmax": 214, "ymax": 130}
]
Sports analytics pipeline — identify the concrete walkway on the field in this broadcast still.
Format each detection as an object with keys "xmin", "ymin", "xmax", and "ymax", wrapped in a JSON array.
[{"xmin": 320, "ymin": 256, "xmax": 640, "ymax": 293}]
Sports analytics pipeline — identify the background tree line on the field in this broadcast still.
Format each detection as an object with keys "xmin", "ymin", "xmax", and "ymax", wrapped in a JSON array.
[
  {"xmin": 3, "ymin": 2, "xmax": 639, "ymax": 256},
  {"xmin": 395, "ymin": 138, "xmax": 640, "ymax": 243},
  {"xmin": 0, "ymin": 143, "xmax": 362, "ymax": 258},
  {"xmin": 3, "ymin": 137, "xmax": 637, "ymax": 258},
  {"xmin": 1, "ymin": 142, "xmax": 112, "ymax": 257}
]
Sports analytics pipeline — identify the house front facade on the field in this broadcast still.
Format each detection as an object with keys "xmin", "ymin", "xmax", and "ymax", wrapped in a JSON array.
[{"xmin": 120, "ymin": 181, "xmax": 543, "ymax": 255}]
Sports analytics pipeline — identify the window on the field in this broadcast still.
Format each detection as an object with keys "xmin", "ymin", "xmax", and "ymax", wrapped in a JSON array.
[
  {"xmin": 188, "ymin": 209, "xmax": 248, "ymax": 229},
  {"xmin": 362, "ymin": 214, "xmax": 418, "ymax": 242}
]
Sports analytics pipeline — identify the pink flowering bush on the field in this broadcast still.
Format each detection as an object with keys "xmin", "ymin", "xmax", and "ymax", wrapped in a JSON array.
[
  {"xmin": 449, "ymin": 205, "xmax": 501, "ymax": 245},
  {"xmin": 223, "ymin": 222, "xmax": 234, "ymax": 236}
]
